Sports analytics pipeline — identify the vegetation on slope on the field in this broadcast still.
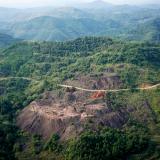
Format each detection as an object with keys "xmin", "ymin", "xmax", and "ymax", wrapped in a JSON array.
[
  {"xmin": 0, "ymin": 32, "xmax": 21, "ymax": 50},
  {"xmin": 1, "ymin": 4, "xmax": 160, "ymax": 43},
  {"xmin": 0, "ymin": 36, "xmax": 160, "ymax": 88},
  {"xmin": 1, "ymin": 16, "xmax": 121, "ymax": 41},
  {"xmin": 120, "ymin": 18, "xmax": 160, "ymax": 43},
  {"xmin": 1, "ymin": 36, "xmax": 160, "ymax": 159}
]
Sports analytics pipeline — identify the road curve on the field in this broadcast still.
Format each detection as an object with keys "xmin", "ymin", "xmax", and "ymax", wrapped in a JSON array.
[
  {"xmin": 59, "ymin": 83, "xmax": 160, "ymax": 92},
  {"xmin": 0, "ymin": 77, "xmax": 160, "ymax": 92}
]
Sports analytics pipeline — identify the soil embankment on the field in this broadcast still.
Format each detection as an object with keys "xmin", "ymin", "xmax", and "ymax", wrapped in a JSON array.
[{"xmin": 16, "ymin": 90, "xmax": 127, "ymax": 140}]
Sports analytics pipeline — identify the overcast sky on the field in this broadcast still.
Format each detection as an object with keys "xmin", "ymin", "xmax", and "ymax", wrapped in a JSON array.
[{"xmin": 0, "ymin": 0, "xmax": 160, "ymax": 8}]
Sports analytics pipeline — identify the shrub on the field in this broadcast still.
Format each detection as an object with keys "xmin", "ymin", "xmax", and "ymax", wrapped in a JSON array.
[
  {"xmin": 87, "ymin": 118, "xmax": 92, "ymax": 123},
  {"xmin": 64, "ymin": 128, "xmax": 147, "ymax": 160},
  {"xmin": 43, "ymin": 133, "xmax": 61, "ymax": 152},
  {"xmin": 44, "ymin": 95, "xmax": 48, "ymax": 99},
  {"xmin": 66, "ymin": 87, "xmax": 69, "ymax": 92}
]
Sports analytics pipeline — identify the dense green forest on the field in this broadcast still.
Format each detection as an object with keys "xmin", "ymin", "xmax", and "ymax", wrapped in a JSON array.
[
  {"xmin": 0, "ymin": 36, "xmax": 160, "ymax": 159},
  {"xmin": 0, "ymin": 36, "xmax": 160, "ymax": 88},
  {"xmin": 1, "ymin": 77, "xmax": 160, "ymax": 159},
  {"xmin": 0, "ymin": 32, "xmax": 21, "ymax": 50},
  {"xmin": 1, "ymin": 16, "xmax": 121, "ymax": 41},
  {"xmin": 114, "ymin": 17, "xmax": 160, "ymax": 43},
  {"xmin": 1, "ymin": 2, "xmax": 160, "ymax": 159},
  {"xmin": 0, "ymin": 3, "xmax": 160, "ymax": 43},
  {"xmin": 1, "ymin": 15, "xmax": 160, "ymax": 42}
]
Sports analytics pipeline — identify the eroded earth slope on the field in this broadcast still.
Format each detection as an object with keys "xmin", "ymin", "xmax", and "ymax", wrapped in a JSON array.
[{"xmin": 16, "ymin": 90, "xmax": 127, "ymax": 140}]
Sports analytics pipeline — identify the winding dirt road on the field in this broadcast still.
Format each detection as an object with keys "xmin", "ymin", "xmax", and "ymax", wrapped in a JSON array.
[
  {"xmin": 0, "ymin": 77, "xmax": 160, "ymax": 92},
  {"xmin": 59, "ymin": 84, "xmax": 160, "ymax": 92}
]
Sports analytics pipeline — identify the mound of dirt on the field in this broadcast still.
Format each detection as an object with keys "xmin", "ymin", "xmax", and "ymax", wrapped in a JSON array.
[
  {"xmin": 64, "ymin": 93, "xmax": 76, "ymax": 102},
  {"xmin": 63, "ymin": 73, "xmax": 123, "ymax": 90},
  {"xmin": 91, "ymin": 92, "xmax": 105, "ymax": 99},
  {"xmin": 16, "ymin": 90, "xmax": 127, "ymax": 140},
  {"xmin": 92, "ymin": 76, "xmax": 122, "ymax": 89}
]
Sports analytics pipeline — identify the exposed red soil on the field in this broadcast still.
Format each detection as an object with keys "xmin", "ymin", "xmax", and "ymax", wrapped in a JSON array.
[
  {"xmin": 141, "ymin": 84, "xmax": 152, "ymax": 88},
  {"xmin": 65, "ymin": 87, "xmax": 73, "ymax": 92},
  {"xmin": 91, "ymin": 92, "xmax": 105, "ymax": 99}
]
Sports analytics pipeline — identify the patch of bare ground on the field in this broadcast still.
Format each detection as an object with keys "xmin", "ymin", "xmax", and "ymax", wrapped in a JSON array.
[
  {"xmin": 16, "ymin": 90, "xmax": 127, "ymax": 140},
  {"xmin": 141, "ymin": 84, "xmax": 152, "ymax": 88},
  {"xmin": 63, "ymin": 72, "xmax": 124, "ymax": 90}
]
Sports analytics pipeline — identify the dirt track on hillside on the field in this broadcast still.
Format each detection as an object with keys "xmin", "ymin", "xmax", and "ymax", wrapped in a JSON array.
[{"xmin": 1, "ymin": 77, "xmax": 160, "ymax": 92}]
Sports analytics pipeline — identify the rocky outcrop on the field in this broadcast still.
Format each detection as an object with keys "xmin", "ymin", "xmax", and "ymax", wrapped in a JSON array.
[
  {"xmin": 92, "ymin": 76, "xmax": 122, "ymax": 89},
  {"xmin": 16, "ymin": 91, "xmax": 127, "ymax": 140},
  {"xmin": 64, "ymin": 72, "xmax": 123, "ymax": 90}
]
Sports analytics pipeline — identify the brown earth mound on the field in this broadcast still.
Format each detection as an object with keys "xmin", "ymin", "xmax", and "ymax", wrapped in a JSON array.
[
  {"xmin": 16, "ymin": 90, "xmax": 127, "ymax": 140},
  {"xmin": 92, "ymin": 76, "xmax": 122, "ymax": 90},
  {"xmin": 91, "ymin": 92, "xmax": 105, "ymax": 99},
  {"xmin": 63, "ymin": 72, "xmax": 123, "ymax": 90},
  {"xmin": 65, "ymin": 87, "xmax": 73, "ymax": 92}
]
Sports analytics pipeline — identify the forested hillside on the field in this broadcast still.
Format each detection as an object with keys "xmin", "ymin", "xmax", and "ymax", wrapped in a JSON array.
[
  {"xmin": 1, "ymin": 16, "xmax": 121, "ymax": 41},
  {"xmin": 1, "ymin": 36, "xmax": 160, "ymax": 88},
  {"xmin": 0, "ymin": 2, "xmax": 160, "ymax": 43},
  {"xmin": 0, "ymin": 36, "xmax": 160, "ymax": 159},
  {"xmin": 120, "ymin": 18, "xmax": 160, "ymax": 43},
  {"xmin": 1, "ymin": 1, "xmax": 160, "ymax": 159},
  {"xmin": 0, "ymin": 32, "xmax": 21, "ymax": 50}
]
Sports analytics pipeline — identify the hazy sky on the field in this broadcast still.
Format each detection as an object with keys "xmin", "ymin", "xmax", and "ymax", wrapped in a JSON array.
[{"xmin": 0, "ymin": 0, "xmax": 160, "ymax": 8}]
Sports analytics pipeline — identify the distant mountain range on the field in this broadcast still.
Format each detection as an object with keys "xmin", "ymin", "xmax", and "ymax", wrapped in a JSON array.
[
  {"xmin": 0, "ymin": 32, "xmax": 21, "ymax": 50},
  {"xmin": 70, "ymin": 0, "xmax": 114, "ymax": 9},
  {"xmin": 8, "ymin": 7, "xmax": 94, "ymax": 23},
  {"xmin": 122, "ymin": 17, "xmax": 160, "ymax": 42},
  {"xmin": 1, "ymin": 16, "xmax": 121, "ymax": 41},
  {"xmin": 0, "ymin": 0, "xmax": 160, "ymax": 43}
]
